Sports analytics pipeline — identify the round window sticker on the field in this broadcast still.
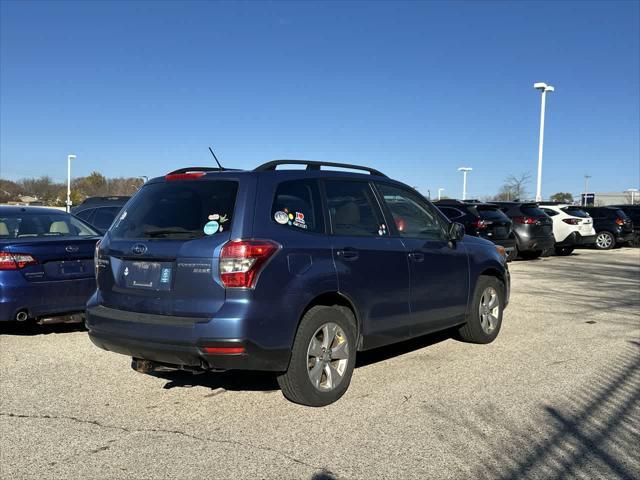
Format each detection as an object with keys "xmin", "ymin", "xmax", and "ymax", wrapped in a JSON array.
[
  {"xmin": 274, "ymin": 211, "xmax": 289, "ymax": 225},
  {"xmin": 203, "ymin": 221, "xmax": 219, "ymax": 235}
]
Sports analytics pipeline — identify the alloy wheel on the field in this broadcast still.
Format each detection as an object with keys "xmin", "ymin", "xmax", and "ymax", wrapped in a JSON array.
[
  {"xmin": 478, "ymin": 287, "xmax": 500, "ymax": 334},
  {"xmin": 596, "ymin": 233, "xmax": 612, "ymax": 249},
  {"xmin": 307, "ymin": 322, "xmax": 349, "ymax": 392}
]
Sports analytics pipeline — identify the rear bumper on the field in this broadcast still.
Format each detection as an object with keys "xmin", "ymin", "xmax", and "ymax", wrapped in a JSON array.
[
  {"xmin": 615, "ymin": 232, "xmax": 635, "ymax": 243},
  {"xmin": 516, "ymin": 235, "xmax": 555, "ymax": 253},
  {"xmin": 86, "ymin": 305, "xmax": 290, "ymax": 372},
  {"xmin": 557, "ymin": 232, "xmax": 597, "ymax": 247},
  {"xmin": 0, "ymin": 274, "xmax": 96, "ymax": 322},
  {"xmin": 490, "ymin": 237, "xmax": 517, "ymax": 252}
]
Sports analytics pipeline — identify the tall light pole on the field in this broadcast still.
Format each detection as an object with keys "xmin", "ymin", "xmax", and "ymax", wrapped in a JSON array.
[
  {"xmin": 627, "ymin": 188, "xmax": 639, "ymax": 205},
  {"xmin": 458, "ymin": 167, "xmax": 472, "ymax": 200},
  {"xmin": 66, "ymin": 154, "xmax": 76, "ymax": 212},
  {"xmin": 438, "ymin": 188, "xmax": 445, "ymax": 200},
  {"xmin": 533, "ymin": 82, "xmax": 554, "ymax": 202},
  {"xmin": 583, "ymin": 174, "xmax": 591, "ymax": 206}
]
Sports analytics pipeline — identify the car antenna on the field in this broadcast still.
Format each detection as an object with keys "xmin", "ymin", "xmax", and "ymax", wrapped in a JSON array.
[{"xmin": 208, "ymin": 146, "xmax": 225, "ymax": 171}]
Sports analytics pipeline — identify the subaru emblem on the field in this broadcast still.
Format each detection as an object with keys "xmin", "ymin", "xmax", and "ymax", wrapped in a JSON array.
[
  {"xmin": 65, "ymin": 245, "xmax": 79, "ymax": 253},
  {"xmin": 132, "ymin": 243, "xmax": 147, "ymax": 255}
]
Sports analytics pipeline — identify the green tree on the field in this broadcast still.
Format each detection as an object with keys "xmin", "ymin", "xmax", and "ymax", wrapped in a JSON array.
[{"xmin": 550, "ymin": 192, "xmax": 574, "ymax": 203}]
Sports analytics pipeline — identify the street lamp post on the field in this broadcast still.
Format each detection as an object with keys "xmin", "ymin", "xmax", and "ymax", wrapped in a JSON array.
[
  {"xmin": 457, "ymin": 167, "xmax": 472, "ymax": 200},
  {"xmin": 627, "ymin": 188, "xmax": 639, "ymax": 205},
  {"xmin": 438, "ymin": 188, "xmax": 445, "ymax": 200},
  {"xmin": 66, "ymin": 154, "xmax": 76, "ymax": 212},
  {"xmin": 583, "ymin": 175, "xmax": 591, "ymax": 206},
  {"xmin": 534, "ymin": 82, "xmax": 554, "ymax": 202}
]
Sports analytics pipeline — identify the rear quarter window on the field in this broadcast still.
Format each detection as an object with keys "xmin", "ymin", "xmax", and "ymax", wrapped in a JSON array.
[{"xmin": 271, "ymin": 180, "xmax": 324, "ymax": 233}]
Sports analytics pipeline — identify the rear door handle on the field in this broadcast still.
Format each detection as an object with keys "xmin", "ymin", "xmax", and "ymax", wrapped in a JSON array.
[
  {"xmin": 336, "ymin": 248, "xmax": 359, "ymax": 261},
  {"xmin": 408, "ymin": 252, "xmax": 425, "ymax": 262}
]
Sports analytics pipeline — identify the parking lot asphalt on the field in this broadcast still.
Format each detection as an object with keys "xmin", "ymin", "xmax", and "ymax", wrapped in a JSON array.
[{"xmin": 1, "ymin": 248, "xmax": 639, "ymax": 480}]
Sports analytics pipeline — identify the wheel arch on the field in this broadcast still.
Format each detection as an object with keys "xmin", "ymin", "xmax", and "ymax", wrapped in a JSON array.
[{"xmin": 299, "ymin": 291, "xmax": 362, "ymax": 349}]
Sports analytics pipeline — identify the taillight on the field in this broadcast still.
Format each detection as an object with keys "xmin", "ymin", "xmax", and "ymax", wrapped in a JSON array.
[
  {"xmin": 615, "ymin": 218, "xmax": 625, "ymax": 226},
  {"xmin": 0, "ymin": 252, "xmax": 38, "ymax": 270},
  {"xmin": 474, "ymin": 219, "xmax": 488, "ymax": 230},
  {"xmin": 94, "ymin": 240, "xmax": 101, "ymax": 278},
  {"xmin": 512, "ymin": 216, "xmax": 537, "ymax": 225},
  {"xmin": 562, "ymin": 218, "xmax": 580, "ymax": 225},
  {"xmin": 165, "ymin": 172, "xmax": 206, "ymax": 181},
  {"xmin": 219, "ymin": 239, "xmax": 280, "ymax": 288}
]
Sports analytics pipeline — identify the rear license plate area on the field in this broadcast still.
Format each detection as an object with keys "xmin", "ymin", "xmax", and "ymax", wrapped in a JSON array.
[
  {"xmin": 59, "ymin": 260, "xmax": 84, "ymax": 275},
  {"xmin": 123, "ymin": 261, "xmax": 173, "ymax": 291}
]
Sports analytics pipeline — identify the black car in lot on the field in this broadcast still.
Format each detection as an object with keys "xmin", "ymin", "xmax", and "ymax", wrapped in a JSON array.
[
  {"xmin": 580, "ymin": 206, "xmax": 634, "ymax": 250},
  {"xmin": 435, "ymin": 200, "xmax": 517, "ymax": 260},
  {"xmin": 71, "ymin": 196, "xmax": 129, "ymax": 234},
  {"xmin": 609, "ymin": 205, "xmax": 640, "ymax": 246},
  {"xmin": 489, "ymin": 202, "xmax": 555, "ymax": 259}
]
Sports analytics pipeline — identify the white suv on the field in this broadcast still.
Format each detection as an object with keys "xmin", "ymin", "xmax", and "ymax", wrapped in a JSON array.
[{"xmin": 539, "ymin": 204, "xmax": 597, "ymax": 255}]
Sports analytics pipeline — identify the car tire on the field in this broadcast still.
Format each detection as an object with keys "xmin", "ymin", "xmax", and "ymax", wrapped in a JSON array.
[
  {"xmin": 519, "ymin": 250, "xmax": 542, "ymax": 260},
  {"xmin": 458, "ymin": 275, "xmax": 504, "ymax": 344},
  {"xmin": 277, "ymin": 305, "xmax": 357, "ymax": 407},
  {"xmin": 554, "ymin": 246, "xmax": 574, "ymax": 256},
  {"xmin": 506, "ymin": 246, "xmax": 518, "ymax": 262},
  {"xmin": 595, "ymin": 231, "xmax": 615, "ymax": 250}
]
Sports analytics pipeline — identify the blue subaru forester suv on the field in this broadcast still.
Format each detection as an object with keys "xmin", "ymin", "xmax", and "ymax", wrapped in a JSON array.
[{"xmin": 87, "ymin": 160, "xmax": 510, "ymax": 406}]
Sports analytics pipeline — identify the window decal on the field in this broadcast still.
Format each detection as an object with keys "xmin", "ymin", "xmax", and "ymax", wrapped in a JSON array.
[
  {"xmin": 274, "ymin": 211, "xmax": 289, "ymax": 225},
  {"xmin": 203, "ymin": 213, "xmax": 228, "ymax": 235}
]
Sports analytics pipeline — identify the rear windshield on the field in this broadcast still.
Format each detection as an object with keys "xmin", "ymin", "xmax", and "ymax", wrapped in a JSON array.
[
  {"xmin": 0, "ymin": 212, "xmax": 97, "ymax": 238},
  {"xmin": 521, "ymin": 206, "xmax": 547, "ymax": 217},
  {"xmin": 110, "ymin": 180, "xmax": 238, "ymax": 239},
  {"xmin": 561, "ymin": 207, "xmax": 590, "ymax": 218},
  {"xmin": 476, "ymin": 206, "xmax": 510, "ymax": 221}
]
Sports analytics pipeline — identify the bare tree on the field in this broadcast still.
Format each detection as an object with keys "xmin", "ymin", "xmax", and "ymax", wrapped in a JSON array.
[{"xmin": 489, "ymin": 172, "xmax": 532, "ymax": 201}]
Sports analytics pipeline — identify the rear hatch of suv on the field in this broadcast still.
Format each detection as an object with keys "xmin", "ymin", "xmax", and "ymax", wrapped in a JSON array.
[
  {"xmin": 97, "ymin": 178, "xmax": 239, "ymax": 318},
  {"xmin": 561, "ymin": 206, "xmax": 595, "ymax": 235},
  {"xmin": 475, "ymin": 205, "xmax": 512, "ymax": 240},
  {"xmin": 513, "ymin": 204, "xmax": 553, "ymax": 237}
]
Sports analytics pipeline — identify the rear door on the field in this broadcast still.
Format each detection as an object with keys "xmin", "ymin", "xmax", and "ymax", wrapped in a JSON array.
[
  {"xmin": 98, "ymin": 178, "xmax": 242, "ymax": 317},
  {"xmin": 323, "ymin": 179, "xmax": 411, "ymax": 346},
  {"xmin": 375, "ymin": 183, "xmax": 469, "ymax": 334}
]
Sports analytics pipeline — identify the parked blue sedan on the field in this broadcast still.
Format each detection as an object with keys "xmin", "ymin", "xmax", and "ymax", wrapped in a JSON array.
[{"xmin": 0, "ymin": 206, "xmax": 100, "ymax": 323}]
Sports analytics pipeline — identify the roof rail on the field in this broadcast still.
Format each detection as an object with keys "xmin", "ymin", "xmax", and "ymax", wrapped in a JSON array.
[
  {"xmin": 433, "ymin": 199, "xmax": 466, "ymax": 205},
  {"xmin": 254, "ymin": 160, "xmax": 386, "ymax": 177}
]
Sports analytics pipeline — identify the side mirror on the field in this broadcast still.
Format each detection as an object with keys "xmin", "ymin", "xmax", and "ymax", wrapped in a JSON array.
[{"xmin": 448, "ymin": 222, "xmax": 465, "ymax": 242}]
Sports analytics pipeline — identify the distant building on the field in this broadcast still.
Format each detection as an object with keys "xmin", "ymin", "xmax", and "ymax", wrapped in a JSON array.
[{"xmin": 583, "ymin": 191, "xmax": 638, "ymax": 206}]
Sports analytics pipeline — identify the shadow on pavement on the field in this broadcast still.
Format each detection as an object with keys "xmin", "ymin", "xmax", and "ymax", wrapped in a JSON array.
[
  {"xmin": 153, "ymin": 328, "xmax": 456, "ymax": 393},
  {"xmin": 155, "ymin": 369, "xmax": 280, "ymax": 392},
  {"xmin": 464, "ymin": 341, "xmax": 640, "ymax": 479},
  {"xmin": 0, "ymin": 321, "xmax": 86, "ymax": 336}
]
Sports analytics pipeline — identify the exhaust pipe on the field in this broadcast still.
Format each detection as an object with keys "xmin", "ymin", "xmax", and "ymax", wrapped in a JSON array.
[
  {"xmin": 131, "ymin": 358, "xmax": 156, "ymax": 374},
  {"xmin": 15, "ymin": 310, "xmax": 29, "ymax": 322}
]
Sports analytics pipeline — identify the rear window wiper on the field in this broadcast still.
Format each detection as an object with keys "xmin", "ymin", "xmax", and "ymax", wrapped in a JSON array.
[{"xmin": 142, "ymin": 228, "xmax": 199, "ymax": 237}]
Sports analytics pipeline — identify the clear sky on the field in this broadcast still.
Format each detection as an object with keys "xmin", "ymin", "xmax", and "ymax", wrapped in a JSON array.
[{"xmin": 1, "ymin": 0, "xmax": 638, "ymax": 199}]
